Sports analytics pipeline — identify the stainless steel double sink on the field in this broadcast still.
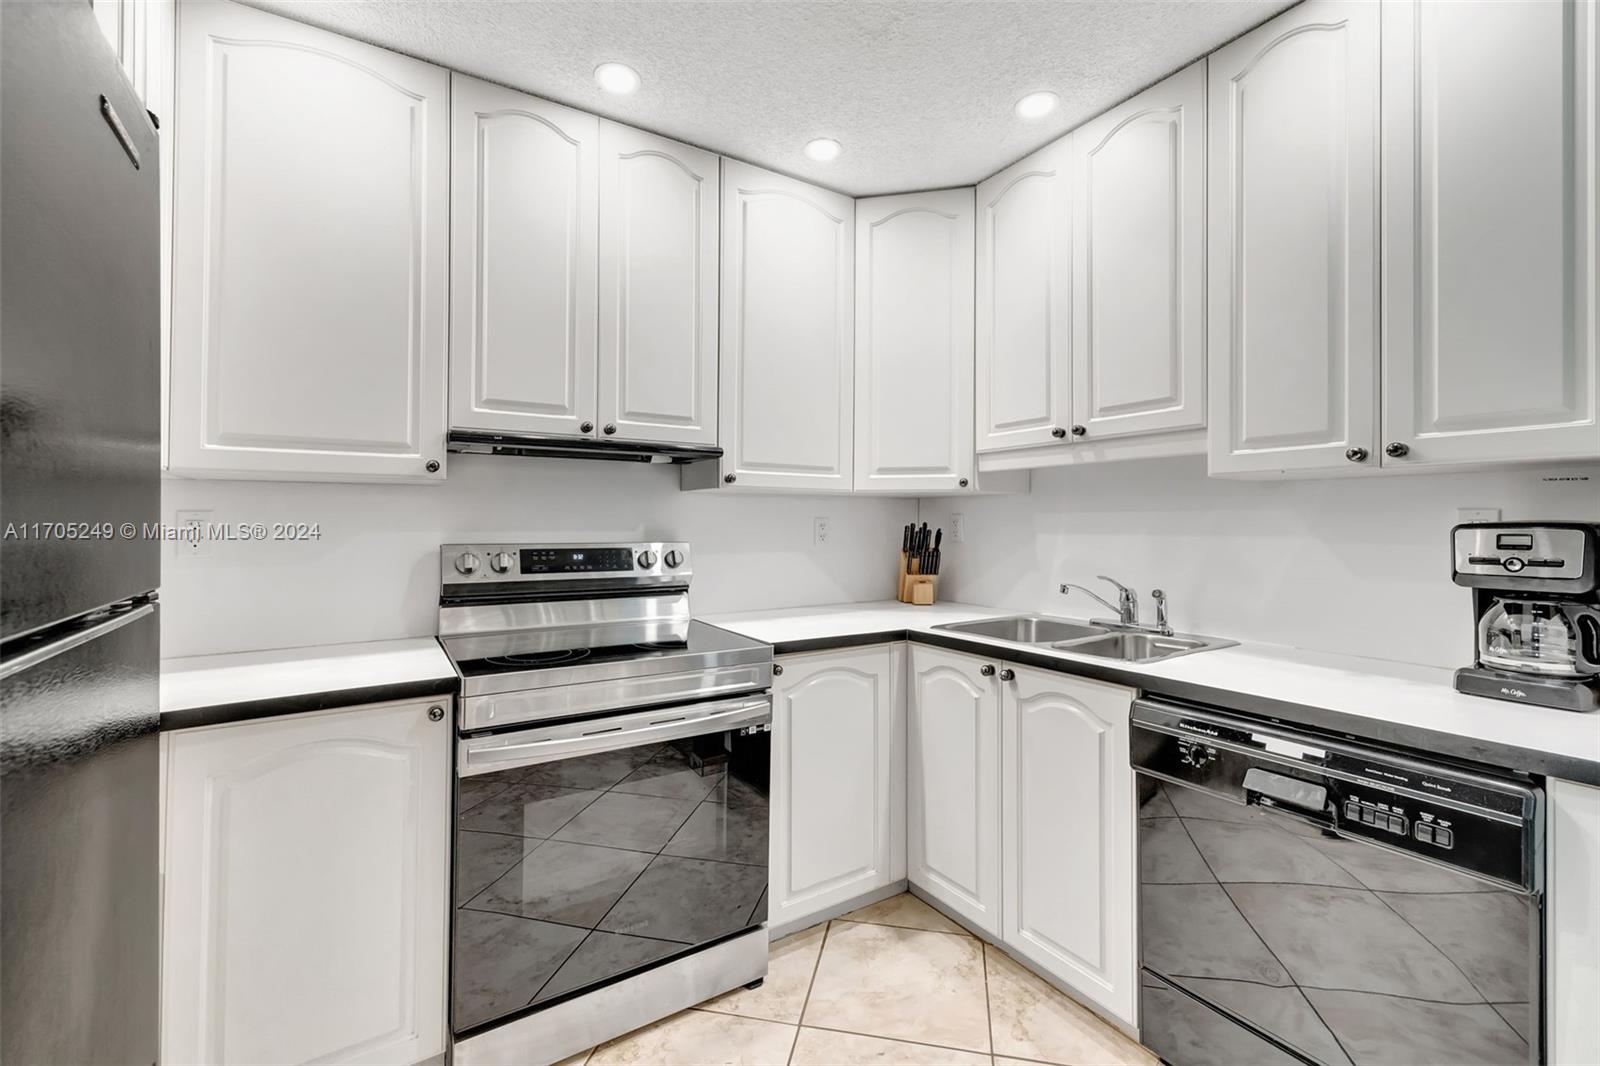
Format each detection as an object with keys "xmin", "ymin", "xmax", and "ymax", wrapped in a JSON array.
[{"xmin": 931, "ymin": 614, "xmax": 1235, "ymax": 664}]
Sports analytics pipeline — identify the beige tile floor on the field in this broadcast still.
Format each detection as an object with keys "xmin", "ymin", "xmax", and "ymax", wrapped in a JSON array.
[{"xmin": 558, "ymin": 893, "xmax": 1159, "ymax": 1066}]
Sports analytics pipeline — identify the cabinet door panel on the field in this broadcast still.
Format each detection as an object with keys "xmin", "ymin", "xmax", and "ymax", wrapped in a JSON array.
[
  {"xmin": 1383, "ymin": 0, "xmax": 1598, "ymax": 465},
  {"xmin": 770, "ymin": 647, "xmax": 899, "ymax": 929},
  {"xmin": 976, "ymin": 139, "xmax": 1073, "ymax": 452},
  {"xmin": 169, "ymin": 1, "xmax": 448, "ymax": 480},
  {"xmin": 450, "ymin": 75, "xmax": 598, "ymax": 439},
  {"xmin": 161, "ymin": 700, "xmax": 450, "ymax": 1066},
  {"xmin": 855, "ymin": 189, "xmax": 975, "ymax": 492},
  {"xmin": 598, "ymin": 122, "xmax": 718, "ymax": 445},
  {"xmin": 908, "ymin": 646, "xmax": 1000, "ymax": 936},
  {"xmin": 1207, "ymin": 0, "xmax": 1379, "ymax": 475},
  {"xmin": 719, "ymin": 160, "xmax": 854, "ymax": 490},
  {"xmin": 1073, "ymin": 62, "xmax": 1205, "ymax": 441},
  {"xmin": 1001, "ymin": 668, "xmax": 1136, "ymax": 1026}
]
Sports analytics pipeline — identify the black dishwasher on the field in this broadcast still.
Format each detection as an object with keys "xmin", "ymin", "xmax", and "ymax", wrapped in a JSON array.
[{"xmin": 1131, "ymin": 698, "xmax": 1542, "ymax": 1066}]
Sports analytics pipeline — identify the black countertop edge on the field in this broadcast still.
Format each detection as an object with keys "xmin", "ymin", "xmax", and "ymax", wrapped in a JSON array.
[
  {"xmin": 772, "ymin": 628, "xmax": 1600, "ymax": 787},
  {"xmin": 160, "ymin": 675, "xmax": 459, "ymax": 732}
]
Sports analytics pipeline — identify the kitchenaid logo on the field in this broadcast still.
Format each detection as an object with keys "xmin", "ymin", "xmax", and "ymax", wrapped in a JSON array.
[
  {"xmin": 1499, "ymin": 686, "xmax": 1529, "ymax": 699},
  {"xmin": 1177, "ymin": 722, "xmax": 1222, "ymax": 738}
]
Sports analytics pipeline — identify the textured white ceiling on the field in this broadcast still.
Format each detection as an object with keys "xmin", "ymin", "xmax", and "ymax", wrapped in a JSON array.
[{"xmin": 242, "ymin": 0, "xmax": 1295, "ymax": 196}]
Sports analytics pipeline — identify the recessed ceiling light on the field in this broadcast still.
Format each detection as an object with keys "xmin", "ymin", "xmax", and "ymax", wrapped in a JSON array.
[
  {"xmin": 804, "ymin": 138, "xmax": 842, "ymax": 162},
  {"xmin": 1014, "ymin": 90, "xmax": 1060, "ymax": 120},
  {"xmin": 594, "ymin": 62, "xmax": 641, "ymax": 95}
]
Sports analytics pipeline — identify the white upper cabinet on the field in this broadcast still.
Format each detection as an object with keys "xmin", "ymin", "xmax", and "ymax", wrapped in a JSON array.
[
  {"xmin": 854, "ymin": 189, "xmax": 976, "ymax": 492},
  {"xmin": 1207, "ymin": 0, "xmax": 1380, "ymax": 476},
  {"xmin": 711, "ymin": 159, "xmax": 854, "ymax": 491},
  {"xmin": 169, "ymin": 1, "xmax": 449, "ymax": 481},
  {"xmin": 976, "ymin": 137, "xmax": 1074, "ymax": 452},
  {"xmin": 1000, "ymin": 667, "xmax": 1137, "ymax": 1027},
  {"xmin": 161, "ymin": 699, "xmax": 450, "ymax": 1066},
  {"xmin": 908, "ymin": 645, "xmax": 1002, "ymax": 937},
  {"xmin": 598, "ymin": 121, "xmax": 719, "ymax": 446},
  {"xmin": 769, "ymin": 646, "xmax": 905, "ymax": 934},
  {"xmin": 1382, "ymin": 0, "xmax": 1598, "ymax": 467},
  {"xmin": 450, "ymin": 74, "xmax": 599, "ymax": 441},
  {"xmin": 1072, "ymin": 61, "xmax": 1206, "ymax": 442}
]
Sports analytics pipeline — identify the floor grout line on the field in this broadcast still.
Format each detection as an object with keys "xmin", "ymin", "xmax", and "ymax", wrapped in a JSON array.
[
  {"xmin": 831, "ymin": 915, "xmax": 977, "ymax": 939},
  {"xmin": 797, "ymin": 1020, "xmax": 995, "ymax": 1058},
  {"xmin": 981, "ymin": 941, "xmax": 998, "ymax": 1060},
  {"xmin": 787, "ymin": 919, "xmax": 833, "ymax": 1064}
]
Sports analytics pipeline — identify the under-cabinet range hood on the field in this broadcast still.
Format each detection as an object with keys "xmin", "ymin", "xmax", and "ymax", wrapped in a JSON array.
[{"xmin": 447, "ymin": 430, "xmax": 722, "ymax": 465}]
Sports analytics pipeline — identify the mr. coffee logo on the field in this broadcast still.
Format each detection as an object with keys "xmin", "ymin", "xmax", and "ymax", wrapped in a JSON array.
[{"xmin": 1499, "ymin": 686, "xmax": 1529, "ymax": 699}]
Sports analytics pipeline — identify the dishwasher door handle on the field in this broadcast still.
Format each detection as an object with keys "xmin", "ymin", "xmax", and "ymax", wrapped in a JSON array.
[{"xmin": 1243, "ymin": 767, "xmax": 1335, "ymax": 826}]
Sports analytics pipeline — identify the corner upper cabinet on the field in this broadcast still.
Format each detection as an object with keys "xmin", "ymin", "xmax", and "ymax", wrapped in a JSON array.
[
  {"xmin": 975, "ymin": 137, "xmax": 1074, "ymax": 452},
  {"xmin": 854, "ymin": 189, "xmax": 976, "ymax": 493},
  {"xmin": 168, "ymin": 1, "xmax": 449, "ymax": 481},
  {"xmin": 694, "ymin": 160, "xmax": 854, "ymax": 491},
  {"xmin": 1381, "ymin": 0, "xmax": 1598, "ymax": 467},
  {"xmin": 908, "ymin": 645, "xmax": 1001, "ymax": 937},
  {"xmin": 598, "ymin": 121, "xmax": 719, "ymax": 446},
  {"xmin": 1206, "ymin": 0, "xmax": 1380, "ymax": 476},
  {"xmin": 1072, "ymin": 61, "xmax": 1206, "ymax": 442},
  {"xmin": 450, "ymin": 74, "xmax": 599, "ymax": 442}
]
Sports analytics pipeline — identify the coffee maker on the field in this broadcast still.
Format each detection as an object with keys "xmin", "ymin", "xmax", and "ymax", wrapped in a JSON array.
[{"xmin": 1452, "ymin": 521, "xmax": 1600, "ymax": 711}]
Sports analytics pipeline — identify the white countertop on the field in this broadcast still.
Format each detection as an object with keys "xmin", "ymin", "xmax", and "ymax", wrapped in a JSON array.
[
  {"xmin": 161, "ymin": 637, "xmax": 456, "ymax": 718},
  {"xmin": 705, "ymin": 600, "xmax": 1600, "ymax": 780}
]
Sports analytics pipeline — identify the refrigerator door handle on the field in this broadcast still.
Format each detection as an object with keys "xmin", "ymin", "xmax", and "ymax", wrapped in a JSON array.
[{"xmin": 0, "ymin": 603, "xmax": 155, "ymax": 682}]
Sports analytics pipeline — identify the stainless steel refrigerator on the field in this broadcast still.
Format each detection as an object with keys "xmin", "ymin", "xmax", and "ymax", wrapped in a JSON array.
[{"xmin": 1, "ymin": 2, "xmax": 162, "ymax": 1063}]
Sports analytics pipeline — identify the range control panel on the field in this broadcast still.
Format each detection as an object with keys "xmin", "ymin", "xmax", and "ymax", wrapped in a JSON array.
[{"xmin": 439, "ymin": 542, "xmax": 690, "ymax": 587}]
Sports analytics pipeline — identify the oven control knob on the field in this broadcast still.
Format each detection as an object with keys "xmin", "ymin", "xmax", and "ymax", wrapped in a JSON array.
[
  {"xmin": 454, "ymin": 551, "xmax": 481, "ymax": 576},
  {"xmin": 663, "ymin": 549, "xmax": 684, "ymax": 569},
  {"xmin": 637, "ymin": 550, "xmax": 659, "ymax": 569},
  {"xmin": 488, "ymin": 551, "xmax": 515, "ymax": 574}
]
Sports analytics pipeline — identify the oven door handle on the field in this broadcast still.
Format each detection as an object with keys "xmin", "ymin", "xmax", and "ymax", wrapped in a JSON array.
[{"xmin": 459, "ymin": 695, "xmax": 771, "ymax": 777}]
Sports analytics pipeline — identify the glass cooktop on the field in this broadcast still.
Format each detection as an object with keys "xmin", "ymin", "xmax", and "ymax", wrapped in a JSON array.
[{"xmin": 445, "ymin": 620, "xmax": 769, "ymax": 681}]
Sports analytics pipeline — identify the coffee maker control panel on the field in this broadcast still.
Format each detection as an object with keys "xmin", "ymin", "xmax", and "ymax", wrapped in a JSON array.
[{"xmin": 1452, "ymin": 525, "xmax": 1590, "ymax": 584}]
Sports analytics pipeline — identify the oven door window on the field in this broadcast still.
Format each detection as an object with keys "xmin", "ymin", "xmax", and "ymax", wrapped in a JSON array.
[{"xmin": 452, "ymin": 723, "xmax": 769, "ymax": 1035}]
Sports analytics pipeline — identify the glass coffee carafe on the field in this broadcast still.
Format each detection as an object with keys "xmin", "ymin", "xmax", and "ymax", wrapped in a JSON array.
[{"xmin": 1479, "ymin": 598, "xmax": 1600, "ymax": 678}]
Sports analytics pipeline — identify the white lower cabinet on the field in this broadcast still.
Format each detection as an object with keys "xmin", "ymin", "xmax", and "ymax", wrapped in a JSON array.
[
  {"xmin": 769, "ymin": 645, "xmax": 906, "ymax": 932},
  {"xmin": 161, "ymin": 699, "xmax": 451, "ymax": 1066},
  {"xmin": 1001, "ymin": 666, "xmax": 1137, "ymax": 1027},
  {"xmin": 908, "ymin": 645, "xmax": 1003, "ymax": 936}
]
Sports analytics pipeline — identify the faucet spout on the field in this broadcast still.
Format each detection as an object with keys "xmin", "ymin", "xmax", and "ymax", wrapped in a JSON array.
[{"xmin": 1058, "ymin": 582, "xmax": 1124, "ymax": 621}]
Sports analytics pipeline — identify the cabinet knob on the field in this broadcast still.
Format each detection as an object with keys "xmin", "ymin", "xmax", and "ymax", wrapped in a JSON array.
[
  {"xmin": 1071, "ymin": 425, "xmax": 1087, "ymax": 437},
  {"xmin": 724, "ymin": 473, "xmax": 737, "ymax": 484},
  {"xmin": 1385, "ymin": 441, "xmax": 1410, "ymax": 458},
  {"xmin": 1051, "ymin": 427, "xmax": 1068, "ymax": 439},
  {"xmin": 980, "ymin": 664, "xmax": 996, "ymax": 677},
  {"xmin": 958, "ymin": 477, "xmax": 970, "ymax": 488},
  {"xmin": 427, "ymin": 706, "xmax": 445, "ymax": 722},
  {"xmin": 772, "ymin": 663, "xmax": 784, "ymax": 676},
  {"xmin": 580, "ymin": 421, "xmax": 595, "ymax": 434},
  {"xmin": 1344, "ymin": 447, "xmax": 1368, "ymax": 463},
  {"xmin": 603, "ymin": 423, "xmax": 617, "ymax": 435},
  {"xmin": 425, "ymin": 459, "xmax": 440, "ymax": 473},
  {"xmin": 998, "ymin": 668, "xmax": 1015, "ymax": 681}
]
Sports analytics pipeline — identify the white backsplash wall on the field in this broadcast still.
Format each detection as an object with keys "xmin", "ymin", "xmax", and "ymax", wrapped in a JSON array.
[
  {"xmin": 920, "ymin": 457, "xmax": 1600, "ymax": 671},
  {"xmin": 161, "ymin": 456, "xmax": 916, "ymax": 658}
]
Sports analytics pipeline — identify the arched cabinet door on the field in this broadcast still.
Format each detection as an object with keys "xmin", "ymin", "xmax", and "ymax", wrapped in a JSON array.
[
  {"xmin": 598, "ymin": 121, "xmax": 719, "ymax": 446},
  {"xmin": 1072, "ymin": 61, "xmax": 1206, "ymax": 442},
  {"xmin": 1206, "ymin": 0, "xmax": 1380, "ymax": 476},
  {"xmin": 769, "ymin": 646, "xmax": 903, "ymax": 931},
  {"xmin": 1000, "ymin": 666, "xmax": 1137, "ymax": 1027},
  {"xmin": 169, "ymin": 1, "xmax": 449, "ymax": 481},
  {"xmin": 450, "ymin": 74, "xmax": 598, "ymax": 440},
  {"xmin": 975, "ymin": 138, "xmax": 1074, "ymax": 453},
  {"xmin": 161, "ymin": 699, "xmax": 451, "ymax": 1066},
  {"xmin": 907, "ymin": 645, "xmax": 1001, "ymax": 936},
  {"xmin": 715, "ymin": 159, "xmax": 854, "ymax": 491}
]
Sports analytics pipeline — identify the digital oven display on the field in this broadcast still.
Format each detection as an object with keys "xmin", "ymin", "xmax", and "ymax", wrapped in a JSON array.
[
  {"xmin": 1495, "ymin": 533, "xmax": 1535, "ymax": 551},
  {"xmin": 519, "ymin": 547, "xmax": 636, "ymax": 574}
]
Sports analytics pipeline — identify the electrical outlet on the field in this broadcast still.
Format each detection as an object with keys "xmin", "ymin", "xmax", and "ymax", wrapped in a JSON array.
[
  {"xmin": 1457, "ymin": 507, "xmax": 1501, "ymax": 524},
  {"xmin": 175, "ymin": 509, "xmax": 212, "ymax": 557},
  {"xmin": 951, "ymin": 513, "xmax": 965, "ymax": 543},
  {"xmin": 813, "ymin": 516, "xmax": 830, "ymax": 545}
]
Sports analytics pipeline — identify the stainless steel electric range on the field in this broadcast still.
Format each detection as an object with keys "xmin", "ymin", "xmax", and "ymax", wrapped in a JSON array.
[{"xmin": 438, "ymin": 542, "xmax": 773, "ymax": 1066}]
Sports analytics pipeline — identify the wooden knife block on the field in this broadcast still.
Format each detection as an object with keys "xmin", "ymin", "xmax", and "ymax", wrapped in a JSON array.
[{"xmin": 898, "ymin": 551, "xmax": 938, "ymax": 605}]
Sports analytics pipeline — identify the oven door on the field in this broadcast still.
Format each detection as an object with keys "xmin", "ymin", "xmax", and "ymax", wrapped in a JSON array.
[{"xmin": 451, "ymin": 695, "xmax": 771, "ymax": 1038}]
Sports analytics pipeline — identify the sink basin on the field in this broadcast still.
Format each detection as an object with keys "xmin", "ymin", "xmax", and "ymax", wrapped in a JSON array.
[
  {"xmin": 1055, "ymin": 632, "xmax": 1218, "ymax": 663},
  {"xmin": 936, "ymin": 615, "xmax": 1108, "ymax": 644}
]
